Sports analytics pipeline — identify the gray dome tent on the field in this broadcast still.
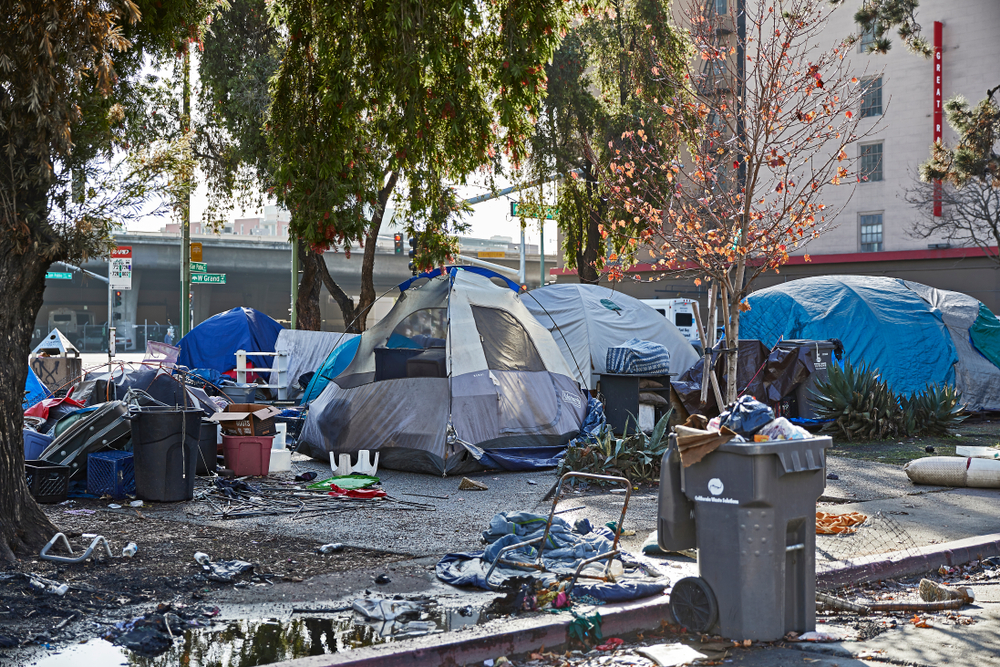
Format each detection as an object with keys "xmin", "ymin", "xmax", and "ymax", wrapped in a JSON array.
[
  {"xmin": 523, "ymin": 284, "xmax": 701, "ymax": 389},
  {"xmin": 300, "ymin": 268, "xmax": 588, "ymax": 475}
]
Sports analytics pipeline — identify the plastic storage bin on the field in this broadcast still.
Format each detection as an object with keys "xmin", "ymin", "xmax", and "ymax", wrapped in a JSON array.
[
  {"xmin": 223, "ymin": 435, "xmax": 273, "ymax": 476},
  {"xmin": 221, "ymin": 384, "xmax": 256, "ymax": 403},
  {"xmin": 130, "ymin": 407, "xmax": 201, "ymax": 502},
  {"xmin": 86, "ymin": 451, "xmax": 135, "ymax": 498},
  {"xmin": 25, "ymin": 460, "xmax": 70, "ymax": 503},
  {"xmin": 23, "ymin": 428, "xmax": 53, "ymax": 460},
  {"xmin": 658, "ymin": 434, "xmax": 832, "ymax": 641}
]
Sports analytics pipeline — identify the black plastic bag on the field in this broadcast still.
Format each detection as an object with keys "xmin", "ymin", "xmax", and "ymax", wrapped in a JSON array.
[{"xmin": 718, "ymin": 396, "xmax": 774, "ymax": 437}]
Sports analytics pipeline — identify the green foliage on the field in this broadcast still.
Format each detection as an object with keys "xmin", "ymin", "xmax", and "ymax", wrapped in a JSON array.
[
  {"xmin": 197, "ymin": 0, "xmax": 280, "ymax": 225},
  {"xmin": 529, "ymin": 1, "xmax": 691, "ymax": 281},
  {"xmin": 559, "ymin": 411, "xmax": 672, "ymax": 484},
  {"xmin": 836, "ymin": 0, "xmax": 929, "ymax": 57},
  {"xmin": 814, "ymin": 359, "xmax": 966, "ymax": 441},
  {"xmin": 267, "ymin": 0, "xmax": 582, "ymax": 271},
  {"xmin": 902, "ymin": 384, "xmax": 966, "ymax": 436}
]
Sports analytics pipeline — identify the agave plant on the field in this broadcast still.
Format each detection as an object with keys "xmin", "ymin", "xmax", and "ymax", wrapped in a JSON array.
[
  {"xmin": 903, "ymin": 384, "xmax": 966, "ymax": 436},
  {"xmin": 812, "ymin": 359, "xmax": 905, "ymax": 441},
  {"xmin": 559, "ymin": 410, "xmax": 673, "ymax": 483}
]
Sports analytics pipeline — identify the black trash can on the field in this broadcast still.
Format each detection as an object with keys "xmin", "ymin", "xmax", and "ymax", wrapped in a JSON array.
[
  {"xmin": 130, "ymin": 407, "xmax": 202, "ymax": 501},
  {"xmin": 196, "ymin": 419, "xmax": 218, "ymax": 476}
]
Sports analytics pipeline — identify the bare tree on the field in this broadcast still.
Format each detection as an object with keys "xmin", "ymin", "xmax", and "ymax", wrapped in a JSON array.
[
  {"xmin": 600, "ymin": 0, "xmax": 879, "ymax": 402},
  {"xmin": 905, "ymin": 177, "xmax": 1000, "ymax": 265}
]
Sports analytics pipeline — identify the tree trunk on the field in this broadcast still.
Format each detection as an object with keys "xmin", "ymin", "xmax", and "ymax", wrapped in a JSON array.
[
  {"xmin": 577, "ymin": 162, "xmax": 601, "ymax": 285},
  {"xmin": 354, "ymin": 171, "xmax": 398, "ymax": 332},
  {"xmin": 722, "ymin": 284, "xmax": 741, "ymax": 405},
  {"xmin": 316, "ymin": 255, "xmax": 360, "ymax": 334},
  {"xmin": 296, "ymin": 240, "xmax": 323, "ymax": 331},
  {"xmin": 0, "ymin": 232, "xmax": 60, "ymax": 563}
]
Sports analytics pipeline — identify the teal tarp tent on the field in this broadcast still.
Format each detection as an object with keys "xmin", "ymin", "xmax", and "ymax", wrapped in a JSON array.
[{"xmin": 740, "ymin": 275, "xmax": 1000, "ymax": 410}]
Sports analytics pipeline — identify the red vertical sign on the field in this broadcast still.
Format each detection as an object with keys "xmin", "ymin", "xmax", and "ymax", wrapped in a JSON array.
[{"xmin": 933, "ymin": 21, "xmax": 943, "ymax": 217}]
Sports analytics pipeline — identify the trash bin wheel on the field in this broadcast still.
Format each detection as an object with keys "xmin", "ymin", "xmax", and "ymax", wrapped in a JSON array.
[{"xmin": 669, "ymin": 576, "xmax": 718, "ymax": 633}]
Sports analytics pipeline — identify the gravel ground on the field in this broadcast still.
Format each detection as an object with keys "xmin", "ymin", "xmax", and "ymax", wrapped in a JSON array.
[
  {"xmin": 823, "ymin": 455, "xmax": 947, "ymax": 502},
  {"xmin": 146, "ymin": 456, "xmax": 662, "ymax": 557}
]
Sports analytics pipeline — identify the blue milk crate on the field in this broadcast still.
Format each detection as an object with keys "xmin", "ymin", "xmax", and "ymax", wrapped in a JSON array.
[{"xmin": 87, "ymin": 451, "xmax": 136, "ymax": 499}]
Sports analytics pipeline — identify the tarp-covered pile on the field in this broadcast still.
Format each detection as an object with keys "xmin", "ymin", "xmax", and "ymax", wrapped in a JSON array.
[
  {"xmin": 672, "ymin": 340, "xmax": 817, "ymax": 415},
  {"xmin": 740, "ymin": 275, "xmax": 1000, "ymax": 410},
  {"xmin": 177, "ymin": 307, "xmax": 284, "ymax": 374}
]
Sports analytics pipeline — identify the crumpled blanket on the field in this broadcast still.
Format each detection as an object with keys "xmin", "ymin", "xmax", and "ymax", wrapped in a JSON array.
[{"xmin": 436, "ymin": 511, "xmax": 666, "ymax": 603}]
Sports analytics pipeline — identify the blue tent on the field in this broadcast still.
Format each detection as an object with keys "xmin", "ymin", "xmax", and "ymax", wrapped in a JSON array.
[
  {"xmin": 178, "ymin": 307, "xmax": 285, "ymax": 374},
  {"xmin": 740, "ymin": 276, "xmax": 958, "ymax": 397}
]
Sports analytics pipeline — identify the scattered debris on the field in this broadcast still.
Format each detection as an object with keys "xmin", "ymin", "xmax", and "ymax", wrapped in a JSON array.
[
  {"xmin": 317, "ymin": 543, "xmax": 343, "ymax": 554},
  {"xmin": 459, "ymin": 477, "xmax": 488, "ymax": 491},
  {"xmin": 635, "ymin": 642, "xmax": 709, "ymax": 666},
  {"xmin": 919, "ymin": 578, "xmax": 974, "ymax": 603},
  {"xmin": 193, "ymin": 552, "xmax": 254, "ymax": 583},
  {"xmin": 815, "ymin": 511, "xmax": 867, "ymax": 535}
]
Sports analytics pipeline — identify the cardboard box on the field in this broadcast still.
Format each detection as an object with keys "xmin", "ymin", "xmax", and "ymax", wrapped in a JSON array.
[{"xmin": 208, "ymin": 403, "xmax": 281, "ymax": 436}]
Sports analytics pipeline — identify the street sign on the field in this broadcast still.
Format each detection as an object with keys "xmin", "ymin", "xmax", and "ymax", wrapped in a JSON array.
[
  {"xmin": 191, "ymin": 242, "xmax": 203, "ymax": 262},
  {"xmin": 109, "ymin": 246, "xmax": 132, "ymax": 290},
  {"xmin": 190, "ymin": 261, "xmax": 207, "ymax": 273},
  {"xmin": 191, "ymin": 273, "xmax": 226, "ymax": 285},
  {"xmin": 478, "ymin": 251, "xmax": 506, "ymax": 259},
  {"xmin": 45, "ymin": 272, "xmax": 73, "ymax": 280},
  {"xmin": 510, "ymin": 201, "xmax": 558, "ymax": 220}
]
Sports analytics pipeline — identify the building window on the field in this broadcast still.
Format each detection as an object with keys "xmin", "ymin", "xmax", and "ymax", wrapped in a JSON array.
[
  {"xmin": 860, "ymin": 76, "xmax": 882, "ymax": 118},
  {"xmin": 860, "ymin": 213, "xmax": 883, "ymax": 252},
  {"xmin": 859, "ymin": 24, "xmax": 876, "ymax": 53},
  {"xmin": 860, "ymin": 142, "xmax": 883, "ymax": 182},
  {"xmin": 715, "ymin": 0, "xmax": 727, "ymax": 14}
]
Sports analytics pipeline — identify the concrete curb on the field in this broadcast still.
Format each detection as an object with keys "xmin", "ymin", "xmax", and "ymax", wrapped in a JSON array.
[
  {"xmin": 817, "ymin": 532, "xmax": 1000, "ymax": 589},
  {"xmin": 267, "ymin": 533, "xmax": 1000, "ymax": 667},
  {"xmin": 266, "ymin": 595, "xmax": 674, "ymax": 667}
]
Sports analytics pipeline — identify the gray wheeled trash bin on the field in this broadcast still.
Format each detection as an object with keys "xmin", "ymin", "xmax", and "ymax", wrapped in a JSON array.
[{"xmin": 657, "ymin": 434, "xmax": 831, "ymax": 641}]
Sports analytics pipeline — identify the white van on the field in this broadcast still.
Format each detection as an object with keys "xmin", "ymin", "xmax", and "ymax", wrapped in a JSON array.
[{"xmin": 641, "ymin": 298, "xmax": 700, "ymax": 346}]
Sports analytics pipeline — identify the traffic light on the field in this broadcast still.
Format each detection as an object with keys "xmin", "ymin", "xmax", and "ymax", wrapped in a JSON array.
[
  {"xmin": 408, "ymin": 237, "xmax": 418, "ymax": 275},
  {"xmin": 393, "ymin": 233, "xmax": 403, "ymax": 254},
  {"xmin": 113, "ymin": 291, "xmax": 122, "ymax": 307}
]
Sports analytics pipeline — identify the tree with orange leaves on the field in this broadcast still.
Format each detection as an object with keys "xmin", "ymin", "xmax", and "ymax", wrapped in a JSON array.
[{"xmin": 599, "ymin": 0, "xmax": 879, "ymax": 403}]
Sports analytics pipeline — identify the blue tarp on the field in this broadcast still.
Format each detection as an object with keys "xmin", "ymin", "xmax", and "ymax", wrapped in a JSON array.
[
  {"xmin": 177, "ymin": 307, "xmax": 285, "ymax": 374},
  {"xmin": 24, "ymin": 366, "xmax": 51, "ymax": 409},
  {"xmin": 435, "ymin": 512, "xmax": 665, "ymax": 602},
  {"xmin": 740, "ymin": 276, "xmax": 958, "ymax": 396}
]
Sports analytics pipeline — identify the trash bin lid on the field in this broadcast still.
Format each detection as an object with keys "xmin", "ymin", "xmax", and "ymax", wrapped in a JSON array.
[{"xmin": 716, "ymin": 436, "xmax": 832, "ymax": 473}]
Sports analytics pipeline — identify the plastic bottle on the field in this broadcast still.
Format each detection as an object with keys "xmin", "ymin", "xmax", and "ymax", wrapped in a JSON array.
[
  {"xmin": 49, "ymin": 583, "xmax": 69, "ymax": 596},
  {"xmin": 122, "ymin": 542, "xmax": 138, "ymax": 558},
  {"xmin": 318, "ymin": 543, "xmax": 343, "ymax": 554}
]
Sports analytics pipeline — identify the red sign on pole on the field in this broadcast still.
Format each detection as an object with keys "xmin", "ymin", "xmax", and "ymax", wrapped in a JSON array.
[
  {"xmin": 111, "ymin": 246, "xmax": 132, "ymax": 258},
  {"xmin": 933, "ymin": 21, "xmax": 943, "ymax": 217}
]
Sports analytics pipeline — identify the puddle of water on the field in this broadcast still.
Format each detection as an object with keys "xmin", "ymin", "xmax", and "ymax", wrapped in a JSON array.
[{"xmin": 14, "ymin": 606, "xmax": 488, "ymax": 667}]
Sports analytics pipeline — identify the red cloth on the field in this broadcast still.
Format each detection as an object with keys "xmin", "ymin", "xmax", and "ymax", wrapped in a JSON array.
[
  {"xmin": 222, "ymin": 361, "xmax": 258, "ymax": 384},
  {"xmin": 24, "ymin": 388, "xmax": 84, "ymax": 420},
  {"xmin": 327, "ymin": 484, "xmax": 387, "ymax": 499}
]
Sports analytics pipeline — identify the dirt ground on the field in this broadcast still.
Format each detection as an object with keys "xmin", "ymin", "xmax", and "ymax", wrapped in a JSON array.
[
  {"xmin": 826, "ymin": 419, "xmax": 998, "ymax": 465},
  {"xmin": 0, "ymin": 500, "xmax": 406, "ymax": 652}
]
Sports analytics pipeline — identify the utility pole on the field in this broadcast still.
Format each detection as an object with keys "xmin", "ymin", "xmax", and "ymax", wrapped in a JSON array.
[
  {"xmin": 290, "ymin": 236, "xmax": 299, "ymax": 328},
  {"xmin": 180, "ymin": 48, "xmax": 192, "ymax": 337}
]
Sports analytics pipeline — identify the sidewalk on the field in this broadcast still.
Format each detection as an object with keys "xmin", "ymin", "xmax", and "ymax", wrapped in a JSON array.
[{"xmin": 255, "ymin": 454, "xmax": 1000, "ymax": 667}]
